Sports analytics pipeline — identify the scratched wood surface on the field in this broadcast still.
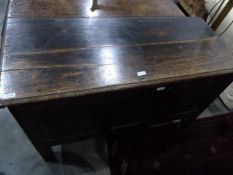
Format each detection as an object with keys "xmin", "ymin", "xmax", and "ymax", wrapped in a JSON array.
[
  {"xmin": 2, "ymin": 17, "xmax": 214, "ymax": 54},
  {"xmin": 8, "ymin": 0, "xmax": 184, "ymax": 18},
  {"xmin": 1, "ymin": 17, "xmax": 233, "ymax": 106}
]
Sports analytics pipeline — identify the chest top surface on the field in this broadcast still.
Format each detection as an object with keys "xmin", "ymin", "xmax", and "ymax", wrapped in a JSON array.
[
  {"xmin": 1, "ymin": 16, "xmax": 233, "ymax": 106},
  {"xmin": 8, "ymin": 0, "xmax": 184, "ymax": 18}
]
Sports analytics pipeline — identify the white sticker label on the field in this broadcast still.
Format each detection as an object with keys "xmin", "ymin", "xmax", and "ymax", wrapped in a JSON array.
[
  {"xmin": 137, "ymin": 71, "xmax": 147, "ymax": 77},
  {"xmin": 0, "ymin": 93, "xmax": 16, "ymax": 99},
  {"xmin": 156, "ymin": 86, "xmax": 166, "ymax": 91}
]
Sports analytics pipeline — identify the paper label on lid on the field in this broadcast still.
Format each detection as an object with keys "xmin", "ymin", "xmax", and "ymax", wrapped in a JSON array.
[{"xmin": 137, "ymin": 71, "xmax": 146, "ymax": 76}]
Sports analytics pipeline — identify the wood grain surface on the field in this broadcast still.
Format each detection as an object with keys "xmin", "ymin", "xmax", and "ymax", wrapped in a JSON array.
[
  {"xmin": 3, "ymin": 17, "xmax": 214, "ymax": 54},
  {"xmin": 8, "ymin": 0, "xmax": 184, "ymax": 18},
  {"xmin": 1, "ymin": 17, "xmax": 233, "ymax": 106}
]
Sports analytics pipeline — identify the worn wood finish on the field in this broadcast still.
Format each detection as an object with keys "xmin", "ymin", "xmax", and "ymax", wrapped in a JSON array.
[
  {"xmin": 8, "ymin": 0, "xmax": 184, "ymax": 18},
  {"xmin": 1, "ymin": 0, "xmax": 233, "ymax": 162},
  {"xmin": 2, "ymin": 38, "xmax": 233, "ymax": 105},
  {"xmin": 2, "ymin": 16, "xmax": 233, "ymax": 162},
  {"xmin": 2, "ymin": 17, "xmax": 231, "ymax": 107},
  {"xmin": 3, "ymin": 17, "xmax": 213, "ymax": 54}
]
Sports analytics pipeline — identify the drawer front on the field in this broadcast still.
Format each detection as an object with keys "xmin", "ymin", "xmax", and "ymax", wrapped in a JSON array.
[
  {"xmin": 107, "ymin": 75, "xmax": 233, "ymax": 128},
  {"xmin": 26, "ymin": 75, "xmax": 233, "ymax": 140}
]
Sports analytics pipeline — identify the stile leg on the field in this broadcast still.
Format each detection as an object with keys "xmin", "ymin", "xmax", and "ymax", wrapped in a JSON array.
[{"xmin": 8, "ymin": 106, "xmax": 57, "ymax": 162}]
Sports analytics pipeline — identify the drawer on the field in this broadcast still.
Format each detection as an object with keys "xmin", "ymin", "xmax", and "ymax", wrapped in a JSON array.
[
  {"xmin": 108, "ymin": 75, "xmax": 233, "ymax": 129},
  {"xmin": 107, "ymin": 83, "xmax": 194, "ymax": 128}
]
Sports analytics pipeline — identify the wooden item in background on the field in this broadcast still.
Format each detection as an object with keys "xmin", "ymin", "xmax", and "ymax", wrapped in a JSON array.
[
  {"xmin": 108, "ymin": 112, "xmax": 233, "ymax": 175},
  {"xmin": 177, "ymin": 0, "xmax": 207, "ymax": 17}
]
